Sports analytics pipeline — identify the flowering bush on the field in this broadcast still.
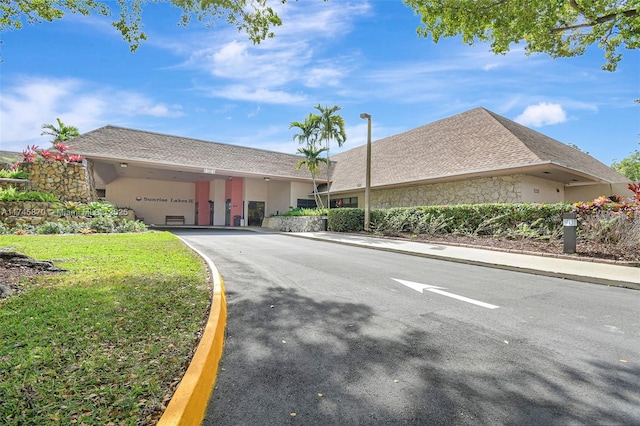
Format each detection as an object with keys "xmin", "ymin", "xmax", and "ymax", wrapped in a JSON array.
[
  {"xmin": 573, "ymin": 183, "xmax": 640, "ymax": 219},
  {"xmin": 572, "ymin": 183, "xmax": 640, "ymax": 251},
  {"xmin": 19, "ymin": 142, "xmax": 83, "ymax": 165}
]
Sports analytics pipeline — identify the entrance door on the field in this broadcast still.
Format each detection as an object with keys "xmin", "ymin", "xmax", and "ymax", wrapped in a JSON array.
[
  {"xmin": 247, "ymin": 201, "xmax": 265, "ymax": 226},
  {"xmin": 225, "ymin": 199, "xmax": 231, "ymax": 226}
]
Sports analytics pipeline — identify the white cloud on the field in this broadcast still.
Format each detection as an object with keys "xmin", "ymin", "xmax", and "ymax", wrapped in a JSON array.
[
  {"xmin": 159, "ymin": 2, "xmax": 368, "ymax": 104},
  {"xmin": 212, "ymin": 85, "xmax": 307, "ymax": 104},
  {"xmin": 0, "ymin": 77, "xmax": 184, "ymax": 151},
  {"xmin": 514, "ymin": 103, "xmax": 568, "ymax": 127}
]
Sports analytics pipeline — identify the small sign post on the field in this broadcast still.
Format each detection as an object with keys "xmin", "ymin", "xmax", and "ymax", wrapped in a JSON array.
[{"xmin": 563, "ymin": 213, "xmax": 577, "ymax": 254}]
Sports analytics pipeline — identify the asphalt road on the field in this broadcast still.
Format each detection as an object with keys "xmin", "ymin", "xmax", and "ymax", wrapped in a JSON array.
[{"xmin": 173, "ymin": 229, "xmax": 640, "ymax": 425}]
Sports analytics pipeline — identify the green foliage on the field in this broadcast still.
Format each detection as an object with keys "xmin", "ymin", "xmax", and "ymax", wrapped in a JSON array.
[
  {"xmin": 290, "ymin": 113, "xmax": 321, "ymax": 147},
  {"xmin": 36, "ymin": 221, "xmax": 66, "ymax": 234},
  {"xmin": 280, "ymin": 207, "xmax": 325, "ymax": 217},
  {"xmin": 296, "ymin": 145, "xmax": 329, "ymax": 209},
  {"xmin": 114, "ymin": 219, "xmax": 148, "ymax": 233},
  {"xmin": 1, "ymin": 0, "xmax": 308, "ymax": 51},
  {"xmin": 88, "ymin": 216, "xmax": 116, "ymax": 233},
  {"xmin": 370, "ymin": 203, "xmax": 571, "ymax": 237},
  {"xmin": 2, "ymin": 200, "xmax": 146, "ymax": 234},
  {"xmin": 54, "ymin": 200, "xmax": 119, "ymax": 217},
  {"xmin": 404, "ymin": 0, "xmax": 640, "ymax": 71},
  {"xmin": 0, "ymin": 169, "xmax": 29, "ymax": 179},
  {"xmin": 0, "ymin": 186, "xmax": 59, "ymax": 202},
  {"xmin": 611, "ymin": 144, "xmax": 640, "ymax": 181},
  {"xmin": 314, "ymin": 104, "xmax": 347, "ymax": 149},
  {"xmin": 11, "ymin": 217, "xmax": 147, "ymax": 235},
  {"xmin": 328, "ymin": 208, "xmax": 364, "ymax": 232},
  {"xmin": 41, "ymin": 118, "xmax": 79, "ymax": 142}
]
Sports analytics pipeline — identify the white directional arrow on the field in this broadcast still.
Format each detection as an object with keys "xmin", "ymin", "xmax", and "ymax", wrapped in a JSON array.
[{"xmin": 391, "ymin": 278, "xmax": 499, "ymax": 309}]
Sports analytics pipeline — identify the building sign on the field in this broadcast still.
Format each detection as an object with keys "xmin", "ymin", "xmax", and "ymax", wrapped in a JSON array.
[{"xmin": 135, "ymin": 196, "xmax": 194, "ymax": 204}]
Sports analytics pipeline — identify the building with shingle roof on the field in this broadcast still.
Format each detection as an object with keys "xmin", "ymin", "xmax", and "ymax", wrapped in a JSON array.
[
  {"xmin": 329, "ymin": 108, "xmax": 628, "ymax": 208},
  {"xmin": 65, "ymin": 107, "xmax": 628, "ymax": 226}
]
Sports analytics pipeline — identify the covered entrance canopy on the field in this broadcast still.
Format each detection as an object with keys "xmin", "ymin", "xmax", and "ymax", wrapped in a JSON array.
[{"xmin": 69, "ymin": 126, "xmax": 324, "ymax": 226}]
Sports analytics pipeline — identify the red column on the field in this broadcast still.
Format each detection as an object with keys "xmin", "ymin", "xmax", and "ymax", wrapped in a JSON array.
[
  {"xmin": 225, "ymin": 178, "xmax": 244, "ymax": 226},
  {"xmin": 195, "ymin": 181, "xmax": 210, "ymax": 225}
]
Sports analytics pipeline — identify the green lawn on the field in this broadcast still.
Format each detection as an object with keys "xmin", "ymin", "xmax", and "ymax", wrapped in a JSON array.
[{"xmin": 0, "ymin": 232, "xmax": 211, "ymax": 424}]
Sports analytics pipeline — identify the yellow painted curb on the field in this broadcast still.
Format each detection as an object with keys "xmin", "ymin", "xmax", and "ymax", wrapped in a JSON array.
[{"xmin": 157, "ymin": 239, "xmax": 227, "ymax": 426}]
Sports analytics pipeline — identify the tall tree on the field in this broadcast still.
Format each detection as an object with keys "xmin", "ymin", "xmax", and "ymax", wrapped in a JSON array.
[
  {"xmin": 403, "ymin": 0, "xmax": 640, "ymax": 71},
  {"xmin": 314, "ymin": 104, "xmax": 346, "ymax": 208},
  {"xmin": 41, "ymin": 118, "xmax": 79, "ymax": 143},
  {"xmin": 611, "ymin": 143, "xmax": 640, "ymax": 181},
  {"xmin": 296, "ymin": 144, "xmax": 330, "ymax": 209},
  {"xmin": 1, "ymin": 0, "xmax": 306, "ymax": 51},
  {"xmin": 289, "ymin": 113, "xmax": 320, "ymax": 148}
]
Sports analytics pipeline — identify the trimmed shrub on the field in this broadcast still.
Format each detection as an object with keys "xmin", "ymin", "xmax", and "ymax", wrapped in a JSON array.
[
  {"xmin": 328, "ymin": 208, "xmax": 364, "ymax": 232},
  {"xmin": 370, "ymin": 203, "xmax": 571, "ymax": 237}
]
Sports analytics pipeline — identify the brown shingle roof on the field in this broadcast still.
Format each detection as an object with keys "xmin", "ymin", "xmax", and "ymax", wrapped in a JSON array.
[
  {"xmin": 330, "ymin": 107, "xmax": 627, "ymax": 192},
  {"xmin": 0, "ymin": 151, "xmax": 21, "ymax": 165},
  {"xmin": 69, "ymin": 125, "xmax": 318, "ymax": 181}
]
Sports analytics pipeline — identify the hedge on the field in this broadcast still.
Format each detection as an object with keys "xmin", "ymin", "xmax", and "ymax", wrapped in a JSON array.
[{"xmin": 328, "ymin": 203, "xmax": 573, "ymax": 236}]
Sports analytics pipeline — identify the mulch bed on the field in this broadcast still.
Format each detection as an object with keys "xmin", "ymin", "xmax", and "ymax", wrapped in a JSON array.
[{"xmin": 0, "ymin": 252, "xmax": 66, "ymax": 299}]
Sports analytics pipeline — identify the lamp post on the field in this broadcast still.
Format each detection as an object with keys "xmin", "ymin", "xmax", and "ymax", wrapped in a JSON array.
[{"xmin": 360, "ymin": 113, "xmax": 372, "ymax": 232}]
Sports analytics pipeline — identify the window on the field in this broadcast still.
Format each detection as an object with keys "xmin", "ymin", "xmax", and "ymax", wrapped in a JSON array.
[
  {"xmin": 297, "ymin": 199, "xmax": 317, "ymax": 209},
  {"xmin": 332, "ymin": 197, "xmax": 358, "ymax": 208}
]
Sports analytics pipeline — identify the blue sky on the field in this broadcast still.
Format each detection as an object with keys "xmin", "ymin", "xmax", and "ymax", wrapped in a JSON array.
[{"xmin": 1, "ymin": 1, "xmax": 639, "ymax": 166}]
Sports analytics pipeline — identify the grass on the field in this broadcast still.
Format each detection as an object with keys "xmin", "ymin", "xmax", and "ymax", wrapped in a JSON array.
[{"xmin": 0, "ymin": 232, "xmax": 211, "ymax": 425}]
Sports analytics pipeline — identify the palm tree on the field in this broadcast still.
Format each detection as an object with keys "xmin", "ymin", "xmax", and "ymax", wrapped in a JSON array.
[
  {"xmin": 41, "ymin": 118, "xmax": 79, "ymax": 143},
  {"xmin": 289, "ymin": 113, "xmax": 320, "ymax": 148},
  {"xmin": 314, "ymin": 104, "xmax": 346, "ymax": 208},
  {"xmin": 296, "ymin": 144, "xmax": 329, "ymax": 209}
]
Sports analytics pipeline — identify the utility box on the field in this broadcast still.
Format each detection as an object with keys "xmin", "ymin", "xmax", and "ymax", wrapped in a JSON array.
[{"xmin": 233, "ymin": 215, "xmax": 241, "ymax": 227}]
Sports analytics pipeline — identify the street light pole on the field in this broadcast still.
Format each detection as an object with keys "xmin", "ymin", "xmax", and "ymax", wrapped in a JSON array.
[{"xmin": 360, "ymin": 113, "xmax": 372, "ymax": 232}]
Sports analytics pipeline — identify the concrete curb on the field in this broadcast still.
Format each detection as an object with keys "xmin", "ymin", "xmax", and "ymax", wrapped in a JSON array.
[
  {"xmin": 157, "ymin": 238, "xmax": 227, "ymax": 426},
  {"xmin": 285, "ymin": 232, "xmax": 640, "ymax": 291}
]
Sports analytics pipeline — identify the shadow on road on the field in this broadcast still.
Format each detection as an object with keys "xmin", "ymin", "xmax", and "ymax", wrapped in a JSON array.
[{"xmin": 204, "ymin": 286, "xmax": 639, "ymax": 425}]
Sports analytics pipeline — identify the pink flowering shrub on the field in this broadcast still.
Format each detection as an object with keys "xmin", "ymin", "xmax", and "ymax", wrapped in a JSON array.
[{"xmin": 19, "ymin": 142, "xmax": 83, "ymax": 165}]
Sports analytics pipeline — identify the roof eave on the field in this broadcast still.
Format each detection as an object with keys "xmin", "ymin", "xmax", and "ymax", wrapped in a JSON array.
[{"xmin": 329, "ymin": 161, "xmax": 618, "ymax": 194}]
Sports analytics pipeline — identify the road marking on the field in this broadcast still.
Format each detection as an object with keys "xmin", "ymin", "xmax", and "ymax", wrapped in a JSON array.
[{"xmin": 391, "ymin": 278, "xmax": 499, "ymax": 309}]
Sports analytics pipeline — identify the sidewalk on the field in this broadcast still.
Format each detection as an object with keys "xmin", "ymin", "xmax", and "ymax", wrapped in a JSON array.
[{"xmin": 285, "ymin": 231, "xmax": 640, "ymax": 290}]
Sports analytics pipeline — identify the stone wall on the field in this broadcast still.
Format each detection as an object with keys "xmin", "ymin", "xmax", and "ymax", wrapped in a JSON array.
[
  {"xmin": 20, "ymin": 161, "xmax": 97, "ymax": 202},
  {"xmin": 262, "ymin": 216, "xmax": 326, "ymax": 232},
  {"xmin": 371, "ymin": 175, "xmax": 522, "ymax": 209},
  {"xmin": 0, "ymin": 201, "xmax": 135, "ymax": 227},
  {"xmin": 0, "ymin": 179, "xmax": 29, "ymax": 191}
]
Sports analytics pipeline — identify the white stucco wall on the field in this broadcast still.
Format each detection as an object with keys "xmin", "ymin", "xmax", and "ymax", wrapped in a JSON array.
[
  {"xmin": 565, "ymin": 183, "xmax": 633, "ymax": 203},
  {"xmin": 267, "ymin": 181, "xmax": 292, "ymax": 216},
  {"xmin": 245, "ymin": 178, "xmax": 267, "ymax": 204},
  {"xmin": 290, "ymin": 181, "xmax": 315, "ymax": 208},
  {"xmin": 105, "ymin": 177, "xmax": 195, "ymax": 225},
  {"xmin": 520, "ymin": 175, "xmax": 564, "ymax": 203},
  {"xmin": 211, "ymin": 179, "xmax": 226, "ymax": 226}
]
